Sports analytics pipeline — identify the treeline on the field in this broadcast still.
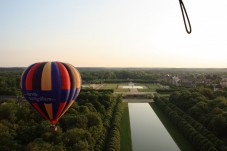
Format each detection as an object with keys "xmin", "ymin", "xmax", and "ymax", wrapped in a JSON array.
[
  {"xmin": 80, "ymin": 70, "xmax": 160, "ymax": 83},
  {"xmin": 79, "ymin": 69, "xmax": 227, "ymax": 84},
  {"xmin": 156, "ymin": 89, "xmax": 176, "ymax": 94},
  {"xmin": 1, "ymin": 68, "xmax": 226, "ymax": 95},
  {"xmin": 0, "ymin": 90, "xmax": 123, "ymax": 151},
  {"xmin": 0, "ymin": 74, "xmax": 21, "ymax": 95},
  {"xmin": 153, "ymin": 96, "xmax": 227, "ymax": 151}
]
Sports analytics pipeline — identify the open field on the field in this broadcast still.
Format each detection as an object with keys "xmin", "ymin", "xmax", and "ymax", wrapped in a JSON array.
[
  {"xmin": 81, "ymin": 84, "xmax": 91, "ymax": 88},
  {"xmin": 98, "ymin": 83, "xmax": 131, "ymax": 92},
  {"xmin": 115, "ymin": 88, "xmax": 130, "ymax": 92},
  {"xmin": 119, "ymin": 85, "xmax": 144, "ymax": 89},
  {"xmin": 138, "ymin": 83, "xmax": 160, "ymax": 92},
  {"xmin": 120, "ymin": 102, "xmax": 132, "ymax": 151},
  {"xmin": 90, "ymin": 84, "xmax": 104, "ymax": 89},
  {"xmin": 101, "ymin": 83, "xmax": 118, "ymax": 89}
]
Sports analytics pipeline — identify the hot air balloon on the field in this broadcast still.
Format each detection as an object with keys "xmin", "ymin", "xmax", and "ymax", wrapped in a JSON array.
[{"xmin": 20, "ymin": 61, "xmax": 81, "ymax": 130}]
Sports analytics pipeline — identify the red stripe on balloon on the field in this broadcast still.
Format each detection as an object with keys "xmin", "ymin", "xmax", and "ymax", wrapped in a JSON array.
[
  {"xmin": 57, "ymin": 62, "xmax": 70, "ymax": 90},
  {"xmin": 50, "ymin": 119, "xmax": 58, "ymax": 125},
  {"xmin": 25, "ymin": 63, "xmax": 41, "ymax": 90},
  {"xmin": 32, "ymin": 103, "xmax": 49, "ymax": 121}
]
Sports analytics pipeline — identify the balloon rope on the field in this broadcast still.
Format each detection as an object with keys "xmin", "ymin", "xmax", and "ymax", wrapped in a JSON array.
[{"xmin": 179, "ymin": 0, "xmax": 192, "ymax": 34}]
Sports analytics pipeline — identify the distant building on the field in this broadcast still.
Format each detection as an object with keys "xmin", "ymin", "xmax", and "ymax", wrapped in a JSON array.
[
  {"xmin": 220, "ymin": 78, "xmax": 227, "ymax": 88},
  {"xmin": 172, "ymin": 76, "xmax": 180, "ymax": 86},
  {"xmin": 212, "ymin": 84, "xmax": 222, "ymax": 91},
  {"xmin": 128, "ymin": 82, "xmax": 134, "ymax": 86}
]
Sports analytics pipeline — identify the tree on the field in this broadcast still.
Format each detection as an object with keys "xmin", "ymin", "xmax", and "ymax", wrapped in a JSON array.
[
  {"xmin": 210, "ymin": 114, "xmax": 226, "ymax": 137},
  {"xmin": 188, "ymin": 102, "xmax": 208, "ymax": 120},
  {"xmin": 72, "ymin": 141, "xmax": 89, "ymax": 151},
  {"xmin": 0, "ymin": 102, "xmax": 17, "ymax": 122},
  {"xmin": 62, "ymin": 128, "xmax": 92, "ymax": 150},
  {"xmin": 0, "ymin": 123, "xmax": 17, "ymax": 151},
  {"xmin": 27, "ymin": 138, "xmax": 52, "ymax": 151}
]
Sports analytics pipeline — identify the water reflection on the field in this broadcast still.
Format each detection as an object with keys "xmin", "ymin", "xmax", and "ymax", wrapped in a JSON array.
[{"xmin": 129, "ymin": 103, "xmax": 180, "ymax": 151}]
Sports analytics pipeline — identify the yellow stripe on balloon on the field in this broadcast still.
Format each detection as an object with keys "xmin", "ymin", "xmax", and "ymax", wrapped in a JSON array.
[
  {"xmin": 44, "ymin": 103, "xmax": 53, "ymax": 119},
  {"xmin": 41, "ymin": 62, "xmax": 52, "ymax": 90},
  {"xmin": 20, "ymin": 70, "xmax": 26, "ymax": 88},
  {"xmin": 67, "ymin": 63, "xmax": 81, "ymax": 88}
]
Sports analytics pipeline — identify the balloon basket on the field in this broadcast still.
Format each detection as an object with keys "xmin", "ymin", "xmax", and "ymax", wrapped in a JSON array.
[{"xmin": 50, "ymin": 124, "xmax": 58, "ymax": 132}]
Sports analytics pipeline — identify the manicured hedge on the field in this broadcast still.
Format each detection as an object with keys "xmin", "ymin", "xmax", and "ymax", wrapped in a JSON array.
[{"xmin": 95, "ymin": 96, "xmax": 123, "ymax": 151}]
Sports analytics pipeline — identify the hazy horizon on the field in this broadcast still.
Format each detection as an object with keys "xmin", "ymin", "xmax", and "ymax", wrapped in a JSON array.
[
  {"xmin": 1, "ymin": 65, "xmax": 227, "ymax": 69},
  {"xmin": 1, "ymin": 0, "xmax": 227, "ymax": 68}
]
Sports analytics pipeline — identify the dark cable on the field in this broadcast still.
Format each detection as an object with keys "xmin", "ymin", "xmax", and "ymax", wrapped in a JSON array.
[{"xmin": 179, "ymin": 0, "xmax": 192, "ymax": 34}]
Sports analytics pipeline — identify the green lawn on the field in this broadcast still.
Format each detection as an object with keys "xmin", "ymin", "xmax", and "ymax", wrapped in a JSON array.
[
  {"xmin": 101, "ymin": 83, "xmax": 118, "ymax": 89},
  {"xmin": 101, "ymin": 83, "xmax": 130, "ymax": 92},
  {"xmin": 101, "ymin": 83, "xmax": 160, "ymax": 92},
  {"xmin": 146, "ymin": 83, "xmax": 160, "ymax": 91},
  {"xmin": 120, "ymin": 102, "xmax": 132, "ymax": 151},
  {"xmin": 115, "ymin": 89, "xmax": 129, "ymax": 92},
  {"xmin": 81, "ymin": 84, "xmax": 91, "ymax": 88},
  {"xmin": 138, "ymin": 83, "xmax": 160, "ymax": 92},
  {"xmin": 149, "ymin": 103, "xmax": 196, "ymax": 151}
]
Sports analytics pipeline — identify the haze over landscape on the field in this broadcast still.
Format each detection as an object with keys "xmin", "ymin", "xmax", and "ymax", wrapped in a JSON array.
[
  {"xmin": 1, "ymin": 0, "xmax": 227, "ymax": 67},
  {"xmin": 2, "ymin": 2, "xmax": 227, "ymax": 151}
]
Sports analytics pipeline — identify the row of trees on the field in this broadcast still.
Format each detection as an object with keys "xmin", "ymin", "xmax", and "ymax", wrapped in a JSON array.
[
  {"xmin": 153, "ymin": 96, "xmax": 227, "ymax": 151},
  {"xmin": 169, "ymin": 88, "xmax": 227, "ymax": 140},
  {"xmin": 104, "ymin": 97, "xmax": 123, "ymax": 151},
  {"xmin": 0, "ymin": 90, "xmax": 123, "ymax": 151}
]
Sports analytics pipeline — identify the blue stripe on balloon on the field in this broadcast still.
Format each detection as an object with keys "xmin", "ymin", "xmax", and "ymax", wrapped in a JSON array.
[
  {"xmin": 61, "ymin": 89, "xmax": 70, "ymax": 102},
  {"xmin": 68, "ymin": 88, "xmax": 76, "ymax": 101},
  {"xmin": 51, "ymin": 62, "xmax": 62, "ymax": 119},
  {"xmin": 73, "ymin": 88, "xmax": 80, "ymax": 100},
  {"xmin": 51, "ymin": 62, "xmax": 61, "ymax": 101}
]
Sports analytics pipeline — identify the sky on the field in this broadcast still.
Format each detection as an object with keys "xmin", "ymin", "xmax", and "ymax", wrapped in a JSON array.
[{"xmin": 1, "ymin": 0, "xmax": 227, "ymax": 68}]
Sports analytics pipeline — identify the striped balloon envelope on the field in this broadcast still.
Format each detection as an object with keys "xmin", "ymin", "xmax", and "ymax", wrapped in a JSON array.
[{"xmin": 20, "ymin": 61, "xmax": 81, "ymax": 125}]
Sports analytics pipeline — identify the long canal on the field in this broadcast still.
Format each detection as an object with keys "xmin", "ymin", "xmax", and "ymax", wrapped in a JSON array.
[{"xmin": 128, "ymin": 102, "xmax": 180, "ymax": 151}]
